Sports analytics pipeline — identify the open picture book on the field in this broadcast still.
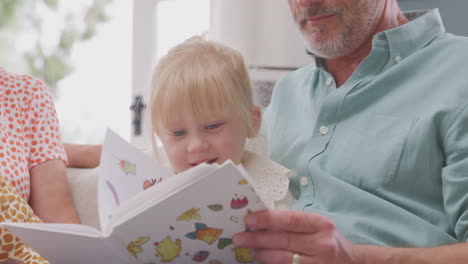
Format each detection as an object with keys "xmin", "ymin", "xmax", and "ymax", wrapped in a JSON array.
[{"xmin": 2, "ymin": 129, "xmax": 271, "ymax": 264}]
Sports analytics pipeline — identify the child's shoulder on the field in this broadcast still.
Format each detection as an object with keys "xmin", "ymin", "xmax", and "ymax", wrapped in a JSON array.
[
  {"xmin": 241, "ymin": 150, "xmax": 293, "ymax": 209},
  {"xmin": 241, "ymin": 150, "xmax": 292, "ymax": 179}
]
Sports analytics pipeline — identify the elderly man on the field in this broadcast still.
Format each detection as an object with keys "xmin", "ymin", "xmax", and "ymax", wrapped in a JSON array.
[{"xmin": 233, "ymin": 0, "xmax": 468, "ymax": 263}]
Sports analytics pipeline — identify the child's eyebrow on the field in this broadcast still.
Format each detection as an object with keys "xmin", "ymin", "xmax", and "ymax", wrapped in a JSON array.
[
  {"xmin": 204, "ymin": 119, "xmax": 226, "ymax": 123},
  {"xmin": 164, "ymin": 123, "xmax": 184, "ymax": 130}
]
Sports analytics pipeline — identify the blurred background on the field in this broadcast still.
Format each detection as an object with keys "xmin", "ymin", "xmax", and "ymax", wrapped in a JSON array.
[
  {"xmin": 0, "ymin": 0, "xmax": 211, "ymax": 145},
  {"xmin": 1, "ymin": 0, "xmax": 465, "ymax": 146}
]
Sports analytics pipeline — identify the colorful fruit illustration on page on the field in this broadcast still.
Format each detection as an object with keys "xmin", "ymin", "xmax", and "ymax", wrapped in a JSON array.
[
  {"xmin": 192, "ymin": 250, "xmax": 209, "ymax": 262},
  {"xmin": 154, "ymin": 236, "xmax": 182, "ymax": 262},
  {"xmin": 231, "ymin": 194, "xmax": 248, "ymax": 209},
  {"xmin": 127, "ymin": 237, "xmax": 150, "ymax": 258},
  {"xmin": 217, "ymin": 238, "xmax": 233, "ymax": 249},
  {"xmin": 185, "ymin": 223, "xmax": 223, "ymax": 245},
  {"xmin": 176, "ymin": 208, "xmax": 201, "ymax": 221},
  {"xmin": 207, "ymin": 204, "xmax": 223, "ymax": 212},
  {"xmin": 143, "ymin": 178, "xmax": 162, "ymax": 190},
  {"xmin": 238, "ymin": 179, "xmax": 248, "ymax": 184},
  {"xmin": 234, "ymin": 247, "xmax": 254, "ymax": 263},
  {"xmin": 105, "ymin": 180, "xmax": 119, "ymax": 205},
  {"xmin": 119, "ymin": 160, "xmax": 136, "ymax": 175}
]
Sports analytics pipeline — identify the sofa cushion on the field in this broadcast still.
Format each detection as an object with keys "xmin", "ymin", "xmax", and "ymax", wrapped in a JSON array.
[{"xmin": 66, "ymin": 168, "xmax": 100, "ymax": 229}]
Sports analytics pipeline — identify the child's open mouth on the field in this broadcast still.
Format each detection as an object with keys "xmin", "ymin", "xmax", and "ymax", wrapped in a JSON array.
[{"xmin": 190, "ymin": 158, "xmax": 218, "ymax": 167}]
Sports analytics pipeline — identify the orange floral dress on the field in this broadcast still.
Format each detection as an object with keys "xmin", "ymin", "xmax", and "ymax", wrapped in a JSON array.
[
  {"xmin": 0, "ymin": 68, "xmax": 67, "ymax": 263},
  {"xmin": 0, "ymin": 67, "xmax": 67, "ymax": 201}
]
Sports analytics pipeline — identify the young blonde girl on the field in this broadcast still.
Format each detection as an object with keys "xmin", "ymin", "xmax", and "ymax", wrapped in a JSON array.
[{"xmin": 148, "ymin": 36, "xmax": 292, "ymax": 209}]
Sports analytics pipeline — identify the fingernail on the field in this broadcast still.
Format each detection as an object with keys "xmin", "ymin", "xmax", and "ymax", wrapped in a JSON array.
[
  {"xmin": 246, "ymin": 214, "xmax": 256, "ymax": 226},
  {"xmin": 233, "ymin": 234, "xmax": 244, "ymax": 246}
]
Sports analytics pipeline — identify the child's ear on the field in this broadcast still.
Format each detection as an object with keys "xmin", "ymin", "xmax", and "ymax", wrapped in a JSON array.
[{"xmin": 247, "ymin": 106, "xmax": 262, "ymax": 138}]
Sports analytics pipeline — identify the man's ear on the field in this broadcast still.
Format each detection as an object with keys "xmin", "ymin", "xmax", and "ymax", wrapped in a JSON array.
[{"xmin": 247, "ymin": 106, "xmax": 262, "ymax": 138}]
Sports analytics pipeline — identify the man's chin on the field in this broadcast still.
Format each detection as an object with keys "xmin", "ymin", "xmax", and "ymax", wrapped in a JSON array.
[{"xmin": 306, "ymin": 42, "xmax": 354, "ymax": 60}]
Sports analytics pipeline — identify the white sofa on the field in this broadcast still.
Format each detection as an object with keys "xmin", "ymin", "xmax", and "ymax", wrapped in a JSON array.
[{"xmin": 66, "ymin": 167, "xmax": 101, "ymax": 229}]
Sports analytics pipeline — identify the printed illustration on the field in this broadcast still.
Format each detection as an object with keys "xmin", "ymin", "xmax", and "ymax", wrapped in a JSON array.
[
  {"xmin": 207, "ymin": 204, "xmax": 223, "ymax": 212},
  {"xmin": 127, "ymin": 237, "xmax": 150, "ymax": 258},
  {"xmin": 209, "ymin": 261, "xmax": 222, "ymax": 264},
  {"xmin": 238, "ymin": 179, "xmax": 248, "ymax": 184},
  {"xmin": 185, "ymin": 223, "xmax": 223, "ymax": 245},
  {"xmin": 192, "ymin": 250, "xmax": 209, "ymax": 262},
  {"xmin": 231, "ymin": 194, "xmax": 248, "ymax": 209},
  {"xmin": 176, "ymin": 208, "xmax": 201, "ymax": 221},
  {"xmin": 143, "ymin": 178, "xmax": 162, "ymax": 190},
  {"xmin": 154, "ymin": 236, "xmax": 182, "ymax": 262},
  {"xmin": 234, "ymin": 247, "xmax": 253, "ymax": 263},
  {"xmin": 105, "ymin": 180, "xmax": 120, "ymax": 205},
  {"xmin": 217, "ymin": 238, "xmax": 232, "ymax": 249},
  {"xmin": 119, "ymin": 159, "xmax": 137, "ymax": 175}
]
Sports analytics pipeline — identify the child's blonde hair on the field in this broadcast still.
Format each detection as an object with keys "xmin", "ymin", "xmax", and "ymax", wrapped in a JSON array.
[{"xmin": 149, "ymin": 36, "xmax": 255, "ymax": 139}]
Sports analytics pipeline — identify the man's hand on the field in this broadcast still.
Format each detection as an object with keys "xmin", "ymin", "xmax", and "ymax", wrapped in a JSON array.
[{"xmin": 233, "ymin": 210, "xmax": 365, "ymax": 264}]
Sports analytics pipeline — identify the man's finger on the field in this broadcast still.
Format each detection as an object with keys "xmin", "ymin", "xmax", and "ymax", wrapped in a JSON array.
[
  {"xmin": 245, "ymin": 209, "xmax": 334, "ymax": 233},
  {"xmin": 233, "ymin": 230, "xmax": 324, "ymax": 255},
  {"xmin": 254, "ymin": 249, "xmax": 301, "ymax": 264}
]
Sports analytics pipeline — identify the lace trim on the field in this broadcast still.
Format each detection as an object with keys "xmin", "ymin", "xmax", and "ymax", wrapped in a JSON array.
[{"xmin": 241, "ymin": 151, "xmax": 292, "ymax": 209}]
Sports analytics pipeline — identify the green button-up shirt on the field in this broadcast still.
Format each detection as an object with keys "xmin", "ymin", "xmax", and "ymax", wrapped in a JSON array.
[{"xmin": 262, "ymin": 9, "xmax": 468, "ymax": 247}]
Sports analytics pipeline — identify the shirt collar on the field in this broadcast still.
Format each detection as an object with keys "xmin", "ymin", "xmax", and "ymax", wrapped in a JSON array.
[
  {"xmin": 376, "ymin": 9, "xmax": 445, "ymax": 61},
  {"xmin": 311, "ymin": 8, "xmax": 446, "ymax": 69}
]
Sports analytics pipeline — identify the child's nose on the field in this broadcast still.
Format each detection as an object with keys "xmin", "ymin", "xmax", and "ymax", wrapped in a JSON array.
[{"xmin": 187, "ymin": 136, "xmax": 209, "ymax": 153}]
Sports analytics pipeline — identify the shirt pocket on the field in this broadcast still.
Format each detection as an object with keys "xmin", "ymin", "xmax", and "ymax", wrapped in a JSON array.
[{"xmin": 326, "ymin": 114, "xmax": 417, "ymax": 191}]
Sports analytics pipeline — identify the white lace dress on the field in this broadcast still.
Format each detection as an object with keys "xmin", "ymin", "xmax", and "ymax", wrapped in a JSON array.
[
  {"xmin": 240, "ymin": 150, "xmax": 294, "ymax": 209},
  {"xmin": 244, "ymin": 135, "xmax": 294, "ymax": 209}
]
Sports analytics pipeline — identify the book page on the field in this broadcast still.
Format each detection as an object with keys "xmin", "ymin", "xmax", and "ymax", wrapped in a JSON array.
[
  {"xmin": 107, "ymin": 162, "xmax": 217, "ymax": 231},
  {"xmin": 3, "ymin": 222, "xmax": 103, "ymax": 237},
  {"xmin": 2, "ymin": 223, "xmax": 134, "ymax": 264},
  {"xmin": 235, "ymin": 163, "xmax": 273, "ymax": 210},
  {"xmin": 98, "ymin": 129, "xmax": 175, "ymax": 229},
  {"xmin": 109, "ymin": 162, "xmax": 267, "ymax": 263}
]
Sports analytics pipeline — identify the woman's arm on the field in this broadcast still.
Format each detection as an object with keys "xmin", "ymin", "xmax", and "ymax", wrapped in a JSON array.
[
  {"xmin": 29, "ymin": 159, "xmax": 80, "ymax": 223},
  {"xmin": 64, "ymin": 143, "xmax": 102, "ymax": 168}
]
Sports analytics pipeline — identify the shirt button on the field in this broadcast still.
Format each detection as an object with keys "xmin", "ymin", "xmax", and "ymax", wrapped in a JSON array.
[
  {"xmin": 319, "ymin": 125, "xmax": 329, "ymax": 135},
  {"xmin": 395, "ymin": 56, "xmax": 402, "ymax": 63},
  {"xmin": 326, "ymin": 77, "xmax": 333, "ymax": 85},
  {"xmin": 300, "ymin": 176, "xmax": 309, "ymax": 186}
]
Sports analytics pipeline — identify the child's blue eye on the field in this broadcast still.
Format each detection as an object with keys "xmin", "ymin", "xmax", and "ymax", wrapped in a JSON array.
[
  {"xmin": 206, "ymin": 122, "xmax": 224, "ymax": 130},
  {"xmin": 172, "ymin": 130, "xmax": 186, "ymax": 136}
]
